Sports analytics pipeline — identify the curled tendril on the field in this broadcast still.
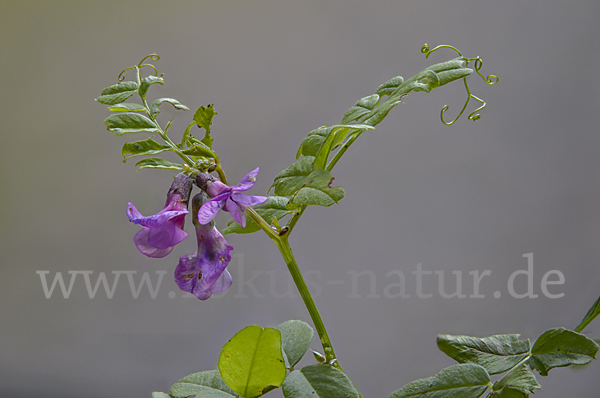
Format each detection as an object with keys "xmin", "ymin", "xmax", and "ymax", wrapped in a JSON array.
[
  {"xmin": 117, "ymin": 54, "xmax": 161, "ymax": 81},
  {"xmin": 421, "ymin": 43, "xmax": 462, "ymax": 58},
  {"xmin": 421, "ymin": 44, "xmax": 497, "ymax": 124},
  {"xmin": 471, "ymin": 57, "xmax": 498, "ymax": 85},
  {"xmin": 440, "ymin": 79, "xmax": 486, "ymax": 125}
]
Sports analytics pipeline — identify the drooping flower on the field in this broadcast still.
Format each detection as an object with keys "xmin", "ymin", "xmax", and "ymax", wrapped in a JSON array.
[
  {"xmin": 175, "ymin": 192, "xmax": 234, "ymax": 300},
  {"xmin": 196, "ymin": 167, "xmax": 267, "ymax": 228},
  {"xmin": 126, "ymin": 173, "xmax": 193, "ymax": 258}
]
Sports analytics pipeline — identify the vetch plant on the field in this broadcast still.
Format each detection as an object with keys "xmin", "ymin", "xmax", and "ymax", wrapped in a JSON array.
[{"xmin": 97, "ymin": 45, "xmax": 599, "ymax": 398}]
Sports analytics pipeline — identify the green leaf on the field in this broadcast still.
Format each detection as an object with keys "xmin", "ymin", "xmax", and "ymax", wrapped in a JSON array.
[
  {"xmin": 340, "ymin": 94, "xmax": 380, "ymax": 124},
  {"xmin": 170, "ymin": 370, "xmax": 237, "ymax": 398},
  {"xmin": 489, "ymin": 365, "xmax": 540, "ymax": 398},
  {"xmin": 312, "ymin": 124, "xmax": 373, "ymax": 170},
  {"xmin": 272, "ymin": 157, "xmax": 315, "ymax": 196},
  {"xmin": 193, "ymin": 104, "xmax": 217, "ymax": 131},
  {"xmin": 425, "ymin": 57, "xmax": 473, "ymax": 87},
  {"xmin": 181, "ymin": 144, "xmax": 216, "ymax": 158},
  {"xmin": 218, "ymin": 325, "xmax": 287, "ymax": 398},
  {"xmin": 108, "ymin": 102, "xmax": 147, "ymax": 112},
  {"xmin": 104, "ymin": 113, "xmax": 159, "ymax": 136},
  {"xmin": 376, "ymin": 76, "xmax": 404, "ymax": 97},
  {"xmin": 135, "ymin": 157, "xmax": 183, "ymax": 171},
  {"xmin": 96, "ymin": 81, "xmax": 138, "ymax": 105},
  {"xmin": 151, "ymin": 97, "xmax": 190, "ymax": 116},
  {"xmin": 139, "ymin": 75, "xmax": 164, "ymax": 99},
  {"xmin": 193, "ymin": 104, "xmax": 216, "ymax": 148},
  {"xmin": 222, "ymin": 196, "xmax": 292, "ymax": 235},
  {"xmin": 152, "ymin": 392, "xmax": 173, "ymax": 398},
  {"xmin": 287, "ymin": 169, "xmax": 344, "ymax": 209},
  {"xmin": 575, "ymin": 295, "xmax": 600, "ymax": 333},
  {"xmin": 296, "ymin": 124, "xmax": 373, "ymax": 161},
  {"xmin": 276, "ymin": 320, "xmax": 314, "ymax": 369},
  {"xmin": 122, "ymin": 137, "xmax": 171, "ymax": 162},
  {"xmin": 282, "ymin": 364, "xmax": 359, "ymax": 398},
  {"xmin": 388, "ymin": 364, "xmax": 490, "ymax": 398},
  {"xmin": 530, "ymin": 327, "xmax": 599, "ymax": 376},
  {"xmin": 437, "ymin": 334, "xmax": 531, "ymax": 375}
]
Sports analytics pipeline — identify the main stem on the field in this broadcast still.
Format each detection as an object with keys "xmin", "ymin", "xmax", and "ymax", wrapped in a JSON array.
[
  {"xmin": 246, "ymin": 204, "xmax": 364, "ymax": 397},
  {"xmin": 275, "ymin": 235, "xmax": 340, "ymax": 368}
]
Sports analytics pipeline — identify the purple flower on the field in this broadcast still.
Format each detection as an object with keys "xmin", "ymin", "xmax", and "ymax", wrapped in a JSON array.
[
  {"xmin": 175, "ymin": 193, "xmax": 234, "ymax": 300},
  {"xmin": 126, "ymin": 173, "xmax": 193, "ymax": 258},
  {"xmin": 197, "ymin": 167, "xmax": 267, "ymax": 228}
]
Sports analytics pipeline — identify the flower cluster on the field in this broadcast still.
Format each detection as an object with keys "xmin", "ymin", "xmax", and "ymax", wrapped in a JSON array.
[{"xmin": 126, "ymin": 169, "xmax": 266, "ymax": 299}]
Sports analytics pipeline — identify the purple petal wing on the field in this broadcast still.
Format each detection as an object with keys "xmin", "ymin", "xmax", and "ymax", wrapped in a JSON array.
[
  {"xmin": 174, "ymin": 253, "xmax": 200, "ymax": 293},
  {"xmin": 147, "ymin": 218, "xmax": 188, "ymax": 249},
  {"xmin": 231, "ymin": 193, "xmax": 268, "ymax": 206},
  {"xmin": 126, "ymin": 203, "xmax": 144, "ymax": 221},
  {"xmin": 210, "ymin": 269, "xmax": 233, "ymax": 293},
  {"xmin": 224, "ymin": 198, "xmax": 245, "ymax": 227},
  {"xmin": 233, "ymin": 167, "xmax": 260, "ymax": 192},
  {"xmin": 197, "ymin": 199, "xmax": 225, "ymax": 225},
  {"xmin": 133, "ymin": 228, "xmax": 174, "ymax": 258},
  {"xmin": 130, "ymin": 209, "xmax": 188, "ymax": 228}
]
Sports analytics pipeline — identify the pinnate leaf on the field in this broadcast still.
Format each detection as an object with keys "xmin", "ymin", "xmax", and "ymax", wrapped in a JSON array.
[
  {"xmin": 218, "ymin": 325, "xmax": 286, "ymax": 398},
  {"xmin": 529, "ymin": 327, "xmax": 598, "ymax": 376},
  {"xmin": 108, "ymin": 102, "xmax": 147, "ymax": 112},
  {"xmin": 282, "ymin": 364, "xmax": 359, "ymax": 398},
  {"xmin": 96, "ymin": 81, "xmax": 138, "ymax": 105},
  {"xmin": 181, "ymin": 144, "xmax": 216, "ymax": 158},
  {"xmin": 151, "ymin": 97, "xmax": 190, "ymax": 116},
  {"xmin": 489, "ymin": 365, "xmax": 540, "ymax": 398},
  {"xmin": 104, "ymin": 113, "xmax": 159, "ymax": 136},
  {"xmin": 139, "ymin": 75, "xmax": 164, "ymax": 99},
  {"xmin": 437, "ymin": 334, "xmax": 530, "ymax": 375},
  {"xmin": 222, "ymin": 196, "xmax": 292, "ymax": 235},
  {"xmin": 287, "ymin": 169, "xmax": 344, "ymax": 209},
  {"xmin": 341, "ymin": 94, "xmax": 380, "ymax": 124},
  {"xmin": 388, "ymin": 363, "xmax": 490, "ymax": 398},
  {"xmin": 135, "ymin": 157, "xmax": 183, "ymax": 171},
  {"xmin": 312, "ymin": 124, "xmax": 373, "ymax": 170},
  {"xmin": 170, "ymin": 369, "xmax": 237, "ymax": 398},
  {"xmin": 193, "ymin": 104, "xmax": 216, "ymax": 131},
  {"xmin": 376, "ymin": 76, "xmax": 404, "ymax": 97},
  {"xmin": 152, "ymin": 392, "xmax": 172, "ymax": 398},
  {"xmin": 122, "ymin": 137, "xmax": 171, "ymax": 162},
  {"xmin": 276, "ymin": 320, "xmax": 314, "ymax": 369},
  {"xmin": 272, "ymin": 157, "xmax": 316, "ymax": 196}
]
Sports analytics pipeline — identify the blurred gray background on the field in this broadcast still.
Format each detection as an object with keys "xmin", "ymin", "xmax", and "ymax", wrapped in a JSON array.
[{"xmin": 2, "ymin": 1, "xmax": 599, "ymax": 397}]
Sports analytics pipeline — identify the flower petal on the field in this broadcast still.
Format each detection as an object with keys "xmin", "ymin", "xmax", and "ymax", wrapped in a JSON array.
[
  {"xmin": 205, "ymin": 180, "xmax": 231, "ymax": 198},
  {"xmin": 126, "ymin": 203, "xmax": 144, "ymax": 221},
  {"xmin": 174, "ymin": 225, "xmax": 234, "ymax": 300},
  {"xmin": 133, "ymin": 228, "xmax": 174, "ymax": 258},
  {"xmin": 210, "ymin": 269, "xmax": 233, "ymax": 293},
  {"xmin": 232, "ymin": 167, "xmax": 260, "ymax": 192},
  {"xmin": 147, "ymin": 217, "xmax": 188, "ymax": 249},
  {"xmin": 224, "ymin": 198, "xmax": 245, "ymax": 227},
  {"xmin": 174, "ymin": 253, "xmax": 201, "ymax": 293},
  {"xmin": 231, "ymin": 192, "xmax": 268, "ymax": 206},
  {"xmin": 197, "ymin": 199, "xmax": 224, "ymax": 225},
  {"xmin": 129, "ymin": 209, "xmax": 188, "ymax": 228}
]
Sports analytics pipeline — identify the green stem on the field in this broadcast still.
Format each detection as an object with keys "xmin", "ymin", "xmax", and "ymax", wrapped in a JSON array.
[
  {"xmin": 245, "ymin": 209, "xmax": 339, "ymax": 365},
  {"xmin": 245, "ymin": 208, "xmax": 364, "ymax": 397}
]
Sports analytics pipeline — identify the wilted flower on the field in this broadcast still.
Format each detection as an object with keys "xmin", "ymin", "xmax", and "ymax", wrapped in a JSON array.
[
  {"xmin": 126, "ymin": 173, "xmax": 193, "ymax": 258},
  {"xmin": 196, "ymin": 167, "xmax": 267, "ymax": 227},
  {"xmin": 175, "ymin": 192, "xmax": 234, "ymax": 300}
]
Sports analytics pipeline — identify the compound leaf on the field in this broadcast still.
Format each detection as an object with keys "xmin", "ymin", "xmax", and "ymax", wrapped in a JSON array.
[
  {"xmin": 437, "ymin": 334, "xmax": 530, "ymax": 375},
  {"xmin": 96, "ymin": 81, "xmax": 138, "ymax": 105}
]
